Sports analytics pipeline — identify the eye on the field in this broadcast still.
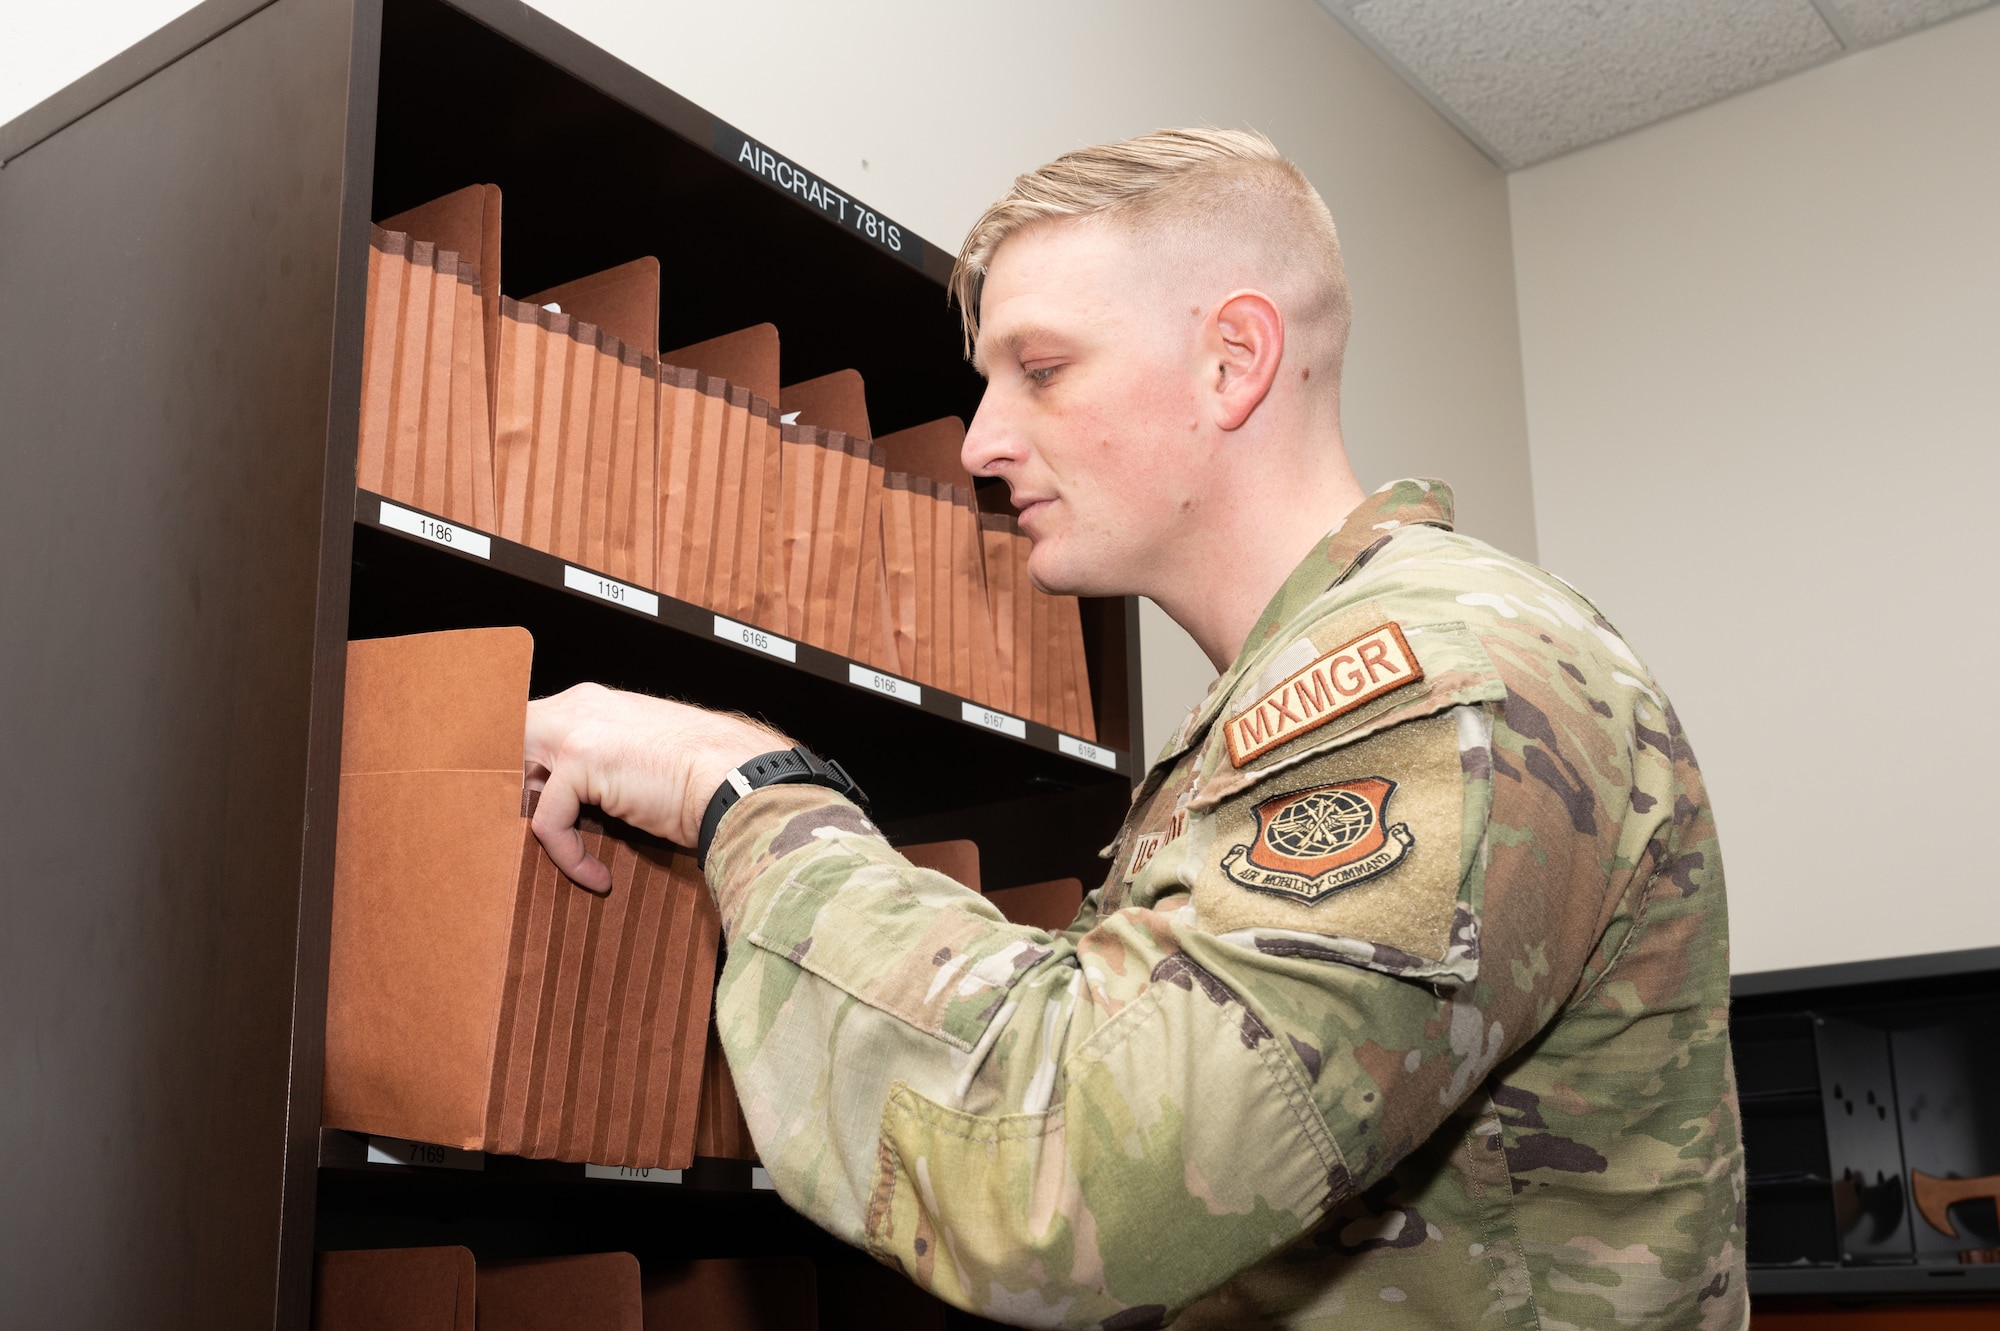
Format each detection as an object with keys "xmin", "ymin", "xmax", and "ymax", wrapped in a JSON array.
[{"xmin": 1026, "ymin": 364, "xmax": 1061, "ymax": 386}]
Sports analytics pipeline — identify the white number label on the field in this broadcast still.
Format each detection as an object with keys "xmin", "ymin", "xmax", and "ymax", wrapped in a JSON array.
[
  {"xmin": 584, "ymin": 1164, "xmax": 681, "ymax": 1185},
  {"xmin": 752, "ymin": 1166, "xmax": 777, "ymax": 1191},
  {"xmin": 365, "ymin": 1135, "xmax": 484, "ymax": 1171},
  {"xmin": 714, "ymin": 615, "xmax": 797, "ymax": 662},
  {"xmin": 378, "ymin": 501, "xmax": 491, "ymax": 559},
  {"xmin": 1059, "ymin": 734, "xmax": 1117, "ymax": 769},
  {"xmin": 962, "ymin": 702, "xmax": 1027, "ymax": 738},
  {"xmin": 563, "ymin": 566, "xmax": 659, "ymax": 616},
  {"xmin": 850, "ymin": 663, "xmax": 920, "ymax": 704}
]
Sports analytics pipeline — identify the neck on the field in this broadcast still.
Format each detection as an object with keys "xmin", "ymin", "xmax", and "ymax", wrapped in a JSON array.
[{"xmin": 1147, "ymin": 434, "xmax": 1366, "ymax": 673}]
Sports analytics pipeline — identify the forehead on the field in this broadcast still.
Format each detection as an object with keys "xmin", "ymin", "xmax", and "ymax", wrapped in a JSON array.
[{"xmin": 974, "ymin": 219, "xmax": 1159, "ymax": 369}]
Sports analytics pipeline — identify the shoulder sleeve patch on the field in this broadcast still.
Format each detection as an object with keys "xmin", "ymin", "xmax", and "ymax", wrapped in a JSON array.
[
  {"xmin": 1224, "ymin": 622, "xmax": 1422, "ymax": 767},
  {"xmin": 1192, "ymin": 710, "xmax": 1473, "ymax": 961}
]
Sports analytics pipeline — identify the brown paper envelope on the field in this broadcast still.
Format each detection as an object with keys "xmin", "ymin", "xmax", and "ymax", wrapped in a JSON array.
[
  {"xmin": 477, "ymin": 1253, "xmax": 644, "ymax": 1331},
  {"xmin": 326, "ymin": 629, "xmax": 531, "ymax": 1149},
  {"xmin": 602, "ymin": 346, "xmax": 643, "ymax": 582},
  {"xmin": 1027, "ymin": 539, "xmax": 1050, "ymax": 727},
  {"xmin": 705, "ymin": 385, "xmax": 752, "ymax": 615},
  {"xmin": 729, "ymin": 398, "xmax": 772, "ymax": 622},
  {"xmin": 551, "ymin": 321, "xmax": 602, "ymax": 562},
  {"xmin": 646, "ymin": 857, "xmax": 711, "ymax": 1166},
  {"xmin": 492, "ymin": 299, "xmax": 542, "ymax": 543},
  {"xmin": 801, "ymin": 428, "xmax": 847, "ymax": 649},
  {"xmin": 880, "ymin": 474, "xmax": 919, "ymax": 679},
  {"xmin": 491, "ymin": 840, "xmax": 562, "ymax": 1155},
  {"xmin": 379, "ymin": 183, "xmax": 502, "ymax": 433},
  {"xmin": 631, "ymin": 357, "xmax": 661, "ymax": 588},
  {"xmin": 595, "ymin": 851, "xmax": 669, "ymax": 1162},
  {"xmin": 579, "ymin": 331, "xmax": 623, "ymax": 572},
  {"xmin": 356, "ymin": 228, "xmax": 407, "ymax": 496},
  {"xmin": 1055, "ymin": 594, "xmax": 1087, "ymax": 737},
  {"xmin": 694, "ymin": 1021, "xmax": 756, "ymax": 1161},
  {"xmin": 526, "ymin": 256, "xmax": 659, "ymax": 356},
  {"xmin": 414, "ymin": 247, "xmax": 458, "ymax": 514},
  {"xmin": 664, "ymin": 323, "xmax": 779, "ymax": 404},
  {"xmin": 778, "ymin": 425, "xmax": 821, "ymax": 637},
  {"xmin": 630, "ymin": 862, "xmax": 698, "ymax": 1165},
  {"xmin": 750, "ymin": 408, "xmax": 785, "ymax": 628},
  {"xmin": 663, "ymin": 884, "xmax": 721, "ymax": 1166},
  {"xmin": 522, "ymin": 308, "xmax": 573, "ymax": 555},
  {"xmin": 824, "ymin": 436, "xmax": 871, "ymax": 656},
  {"xmin": 1066, "ymin": 599, "xmax": 1098, "ymax": 741},
  {"xmin": 641, "ymin": 1258, "xmax": 816, "ymax": 1331},
  {"xmin": 654, "ymin": 366, "xmax": 700, "ymax": 599},
  {"xmin": 384, "ymin": 239, "xmax": 437, "ymax": 506},
  {"xmin": 943, "ymin": 486, "xmax": 975, "ymax": 697},
  {"xmin": 560, "ymin": 839, "xmax": 636, "ymax": 1161},
  {"xmin": 961, "ymin": 498, "xmax": 1004, "ymax": 710},
  {"xmin": 875, "ymin": 415, "xmax": 970, "ymax": 489},
  {"xmin": 779, "ymin": 367, "xmax": 871, "ymax": 440},
  {"xmin": 850, "ymin": 446, "xmax": 887, "ymax": 667},
  {"xmin": 981, "ymin": 516, "xmax": 1017, "ymax": 712},
  {"xmin": 986, "ymin": 878, "xmax": 1086, "ymax": 933},
  {"xmin": 529, "ymin": 837, "xmax": 601, "ymax": 1158},
  {"xmin": 445, "ymin": 261, "xmax": 493, "ymax": 529},
  {"xmin": 899, "ymin": 839, "xmax": 981, "ymax": 893},
  {"xmin": 680, "ymin": 376, "xmax": 730, "ymax": 608},
  {"xmin": 312, "ymin": 1246, "xmax": 475, "ymax": 1331},
  {"xmin": 908, "ymin": 479, "xmax": 938, "ymax": 684}
]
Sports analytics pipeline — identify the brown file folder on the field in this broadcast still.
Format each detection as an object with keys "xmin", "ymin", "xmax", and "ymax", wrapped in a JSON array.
[
  {"xmin": 979, "ymin": 514, "xmax": 1018, "ymax": 712},
  {"xmin": 325, "ymin": 629, "xmax": 718, "ymax": 1168},
  {"xmin": 380, "ymin": 184, "xmax": 502, "ymax": 429},
  {"xmin": 873, "ymin": 416, "xmax": 970, "ymax": 489},
  {"xmin": 898, "ymin": 838, "xmax": 981, "ymax": 893},
  {"xmin": 653, "ymin": 365, "xmax": 701, "ymax": 600},
  {"xmin": 526, "ymin": 256, "xmax": 660, "ymax": 356},
  {"xmin": 693, "ymin": 1021, "xmax": 756, "ymax": 1162},
  {"xmin": 666, "ymin": 323, "xmax": 779, "ymax": 404},
  {"xmin": 986, "ymin": 878, "xmax": 1085, "ymax": 933},
  {"xmin": 312, "ymin": 1247, "xmax": 475, "ymax": 1331},
  {"xmin": 479, "ymin": 1254, "xmax": 643, "ymax": 1331},
  {"xmin": 780, "ymin": 367, "xmax": 871, "ymax": 440},
  {"xmin": 852, "ymin": 445, "xmax": 891, "ymax": 670},
  {"xmin": 705, "ymin": 384, "xmax": 755, "ymax": 615},
  {"xmin": 642, "ymin": 1258, "xmax": 817, "ymax": 1331}
]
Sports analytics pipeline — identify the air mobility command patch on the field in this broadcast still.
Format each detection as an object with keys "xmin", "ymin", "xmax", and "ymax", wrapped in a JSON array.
[
  {"xmin": 1192, "ymin": 710, "xmax": 1472, "ymax": 959},
  {"xmin": 1224, "ymin": 622, "xmax": 1423, "ymax": 767},
  {"xmin": 1221, "ymin": 778, "xmax": 1413, "ymax": 904}
]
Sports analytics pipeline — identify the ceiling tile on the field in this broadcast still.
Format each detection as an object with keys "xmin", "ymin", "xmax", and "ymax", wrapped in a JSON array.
[
  {"xmin": 1344, "ymin": 0, "xmax": 1842, "ymax": 166},
  {"xmin": 1823, "ymin": 0, "xmax": 1993, "ymax": 44}
]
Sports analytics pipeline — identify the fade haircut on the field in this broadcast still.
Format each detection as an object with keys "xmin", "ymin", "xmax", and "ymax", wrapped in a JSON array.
[{"xmin": 951, "ymin": 127, "xmax": 1352, "ymax": 378}]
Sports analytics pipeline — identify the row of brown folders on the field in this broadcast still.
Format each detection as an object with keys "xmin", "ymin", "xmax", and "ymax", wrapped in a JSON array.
[
  {"xmin": 314, "ymin": 1246, "xmax": 1012, "ymax": 1331},
  {"xmin": 356, "ymin": 184, "xmax": 1096, "ymax": 740},
  {"xmin": 323, "ymin": 628, "xmax": 1086, "ymax": 1169}
]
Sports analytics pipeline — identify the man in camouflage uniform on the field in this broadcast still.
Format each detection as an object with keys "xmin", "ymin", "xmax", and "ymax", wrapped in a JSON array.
[{"xmin": 525, "ymin": 130, "xmax": 1744, "ymax": 1328}]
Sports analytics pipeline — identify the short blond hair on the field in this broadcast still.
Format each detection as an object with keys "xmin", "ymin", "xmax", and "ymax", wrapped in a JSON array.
[{"xmin": 951, "ymin": 128, "xmax": 1352, "ymax": 372}]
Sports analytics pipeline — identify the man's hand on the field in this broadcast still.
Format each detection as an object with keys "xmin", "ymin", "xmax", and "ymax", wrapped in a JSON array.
[{"xmin": 523, "ymin": 683, "xmax": 787, "ymax": 890}]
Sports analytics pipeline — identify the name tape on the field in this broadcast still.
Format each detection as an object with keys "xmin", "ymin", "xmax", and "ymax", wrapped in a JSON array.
[
  {"xmin": 378, "ymin": 500, "xmax": 491, "ymax": 559},
  {"xmin": 1224, "ymin": 622, "xmax": 1423, "ymax": 768}
]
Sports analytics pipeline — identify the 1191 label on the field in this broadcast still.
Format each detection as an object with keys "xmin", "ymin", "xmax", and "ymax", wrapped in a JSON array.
[{"xmin": 563, "ymin": 566, "xmax": 659, "ymax": 616}]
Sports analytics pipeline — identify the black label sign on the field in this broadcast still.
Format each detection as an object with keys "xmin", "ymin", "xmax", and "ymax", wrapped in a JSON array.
[{"xmin": 712, "ymin": 120, "xmax": 926, "ymax": 270}]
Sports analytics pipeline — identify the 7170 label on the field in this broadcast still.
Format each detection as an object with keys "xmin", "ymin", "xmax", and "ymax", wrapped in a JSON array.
[
  {"xmin": 563, "ymin": 566, "xmax": 659, "ymax": 616},
  {"xmin": 378, "ymin": 500, "xmax": 491, "ymax": 559},
  {"xmin": 584, "ymin": 1164, "xmax": 681, "ymax": 1185},
  {"xmin": 714, "ymin": 615, "xmax": 797, "ymax": 662}
]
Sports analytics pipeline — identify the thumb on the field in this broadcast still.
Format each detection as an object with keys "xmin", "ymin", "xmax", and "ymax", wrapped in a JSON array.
[{"xmin": 530, "ymin": 757, "xmax": 612, "ymax": 893}]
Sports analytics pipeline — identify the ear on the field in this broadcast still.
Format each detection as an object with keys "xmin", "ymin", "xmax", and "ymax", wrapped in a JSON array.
[{"xmin": 1208, "ymin": 290, "xmax": 1285, "ymax": 432}]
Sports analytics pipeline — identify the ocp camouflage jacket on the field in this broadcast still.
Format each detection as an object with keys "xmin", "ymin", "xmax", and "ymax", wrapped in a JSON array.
[{"xmin": 703, "ymin": 479, "xmax": 1746, "ymax": 1329}]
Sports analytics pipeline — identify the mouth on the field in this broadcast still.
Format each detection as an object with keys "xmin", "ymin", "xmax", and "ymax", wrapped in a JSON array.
[{"xmin": 1011, "ymin": 493, "xmax": 1054, "ymax": 522}]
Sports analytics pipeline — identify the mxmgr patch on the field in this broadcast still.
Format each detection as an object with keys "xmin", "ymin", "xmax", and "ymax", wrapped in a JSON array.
[{"xmin": 1221, "ymin": 777, "xmax": 1413, "ymax": 905}]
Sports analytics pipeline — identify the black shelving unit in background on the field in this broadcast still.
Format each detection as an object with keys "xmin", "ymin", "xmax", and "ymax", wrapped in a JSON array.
[
  {"xmin": 0, "ymin": 0, "xmax": 1141, "ymax": 1325},
  {"xmin": 1735, "ymin": 947, "xmax": 2000, "ymax": 1306}
]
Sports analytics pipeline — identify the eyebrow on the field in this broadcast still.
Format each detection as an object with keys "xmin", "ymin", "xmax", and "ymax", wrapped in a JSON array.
[{"xmin": 972, "ymin": 322, "xmax": 1063, "ymax": 378}]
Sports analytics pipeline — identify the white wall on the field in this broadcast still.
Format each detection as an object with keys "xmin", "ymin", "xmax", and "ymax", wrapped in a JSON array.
[
  {"xmin": 2, "ymin": 0, "xmax": 1536, "ymax": 766},
  {"xmin": 1510, "ymin": 8, "xmax": 2000, "ymax": 975}
]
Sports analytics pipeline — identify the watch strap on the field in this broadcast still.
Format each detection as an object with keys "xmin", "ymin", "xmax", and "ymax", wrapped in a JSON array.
[{"xmin": 697, "ymin": 746, "xmax": 866, "ymax": 869}]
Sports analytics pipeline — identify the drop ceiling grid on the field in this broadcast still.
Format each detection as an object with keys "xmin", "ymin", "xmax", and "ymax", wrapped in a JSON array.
[{"xmin": 1317, "ymin": 0, "xmax": 1997, "ymax": 168}]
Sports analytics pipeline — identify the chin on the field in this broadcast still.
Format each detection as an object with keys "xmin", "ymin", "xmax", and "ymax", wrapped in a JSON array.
[{"xmin": 1025, "ymin": 538, "xmax": 1117, "ymax": 598}]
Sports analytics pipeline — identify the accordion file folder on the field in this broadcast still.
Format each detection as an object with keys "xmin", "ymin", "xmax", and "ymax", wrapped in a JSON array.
[
  {"xmin": 325, "ymin": 627, "xmax": 719, "ymax": 1168},
  {"xmin": 312, "ymin": 1247, "xmax": 476, "ymax": 1331}
]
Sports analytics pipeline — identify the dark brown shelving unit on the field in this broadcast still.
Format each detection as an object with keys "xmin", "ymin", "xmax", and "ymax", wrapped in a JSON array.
[
  {"xmin": 1734, "ymin": 947, "xmax": 2000, "ymax": 1308},
  {"xmin": 0, "ymin": 0, "xmax": 1141, "ymax": 1324}
]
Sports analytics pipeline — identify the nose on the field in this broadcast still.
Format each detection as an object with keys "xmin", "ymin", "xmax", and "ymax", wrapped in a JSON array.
[{"xmin": 962, "ymin": 380, "xmax": 1020, "ymax": 479}]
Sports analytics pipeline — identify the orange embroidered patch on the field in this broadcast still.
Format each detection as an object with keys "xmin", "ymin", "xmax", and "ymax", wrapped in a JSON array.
[
  {"xmin": 1223, "ymin": 623, "xmax": 1423, "ymax": 767},
  {"xmin": 1220, "ymin": 777, "xmax": 1413, "ymax": 904}
]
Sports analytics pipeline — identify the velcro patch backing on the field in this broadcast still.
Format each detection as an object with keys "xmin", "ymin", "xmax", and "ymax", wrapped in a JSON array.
[{"xmin": 1224, "ymin": 623, "xmax": 1423, "ymax": 767}]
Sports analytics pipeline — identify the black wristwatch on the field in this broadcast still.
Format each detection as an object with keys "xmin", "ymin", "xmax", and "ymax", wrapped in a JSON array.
[{"xmin": 696, "ymin": 746, "xmax": 867, "ymax": 869}]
